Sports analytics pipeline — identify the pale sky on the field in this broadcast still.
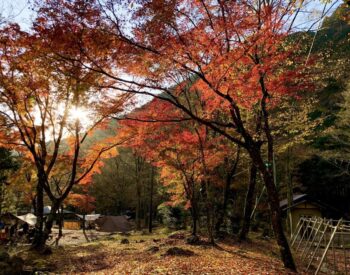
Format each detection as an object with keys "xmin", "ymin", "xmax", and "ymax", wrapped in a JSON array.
[
  {"xmin": 1, "ymin": 0, "xmax": 33, "ymax": 30},
  {"xmin": 1, "ymin": 0, "xmax": 342, "ymax": 32}
]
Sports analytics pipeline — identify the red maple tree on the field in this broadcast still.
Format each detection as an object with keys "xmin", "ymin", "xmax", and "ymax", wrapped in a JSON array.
[{"xmin": 26, "ymin": 0, "xmax": 317, "ymax": 268}]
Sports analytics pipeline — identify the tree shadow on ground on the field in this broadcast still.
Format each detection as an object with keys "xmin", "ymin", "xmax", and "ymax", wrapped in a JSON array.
[
  {"xmin": 51, "ymin": 242, "xmax": 156, "ymax": 273},
  {"xmin": 56, "ymin": 245, "xmax": 117, "ymax": 272}
]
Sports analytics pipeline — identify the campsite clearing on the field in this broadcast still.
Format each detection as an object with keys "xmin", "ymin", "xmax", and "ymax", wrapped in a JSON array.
[{"xmin": 15, "ymin": 230, "xmax": 303, "ymax": 274}]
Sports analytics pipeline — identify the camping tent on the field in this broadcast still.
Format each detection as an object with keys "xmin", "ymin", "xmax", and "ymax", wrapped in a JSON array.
[
  {"xmin": 95, "ymin": 216, "xmax": 131, "ymax": 233},
  {"xmin": 76, "ymin": 214, "xmax": 101, "ymax": 221},
  {"xmin": 16, "ymin": 213, "xmax": 37, "ymax": 226}
]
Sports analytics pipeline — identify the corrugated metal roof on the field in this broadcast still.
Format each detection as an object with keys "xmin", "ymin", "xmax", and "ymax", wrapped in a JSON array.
[{"xmin": 279, "ymin": 194, "xmax": 307, "ymax": 208}]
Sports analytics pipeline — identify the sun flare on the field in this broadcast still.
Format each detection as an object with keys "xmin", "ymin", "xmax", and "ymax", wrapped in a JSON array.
[{"xmin": 69, "ymin": 107, "xmax": 90, "ymax": 123}]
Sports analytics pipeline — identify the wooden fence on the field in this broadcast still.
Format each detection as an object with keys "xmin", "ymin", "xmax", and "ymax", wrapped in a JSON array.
[{"xmin": 291, "ymin": 217, "xmax": 350, "ymax": 274}]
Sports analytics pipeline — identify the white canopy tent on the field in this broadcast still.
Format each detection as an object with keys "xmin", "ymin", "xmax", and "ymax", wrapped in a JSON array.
[
  {"xmin": 16, "ymin": 213, "xmax": 37, "ymax": 226},
  {"xmin": 76, "ymin": 214, "xmax": 101, "ymax": 221}
]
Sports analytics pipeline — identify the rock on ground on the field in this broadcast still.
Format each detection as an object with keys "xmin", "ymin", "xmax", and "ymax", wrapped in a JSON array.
[
  {"xmin": 120, "ymin": 238, "xmax": 130, "ymax": 244},
  {"xmin": 163, "ymin": 247, "xmax": 195, "ymax": 257}
]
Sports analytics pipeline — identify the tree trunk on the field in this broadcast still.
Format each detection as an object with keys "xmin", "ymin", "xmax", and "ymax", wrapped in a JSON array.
[
  {"xmin": 206, "ymin": 205, "xmax": 215, "ymax": 244},
  {"xmin": 33, "ymin": 202, "xmax": 58, "ymax": 251},
  {"xmin": 135, "ymin": 155, "xmax": 143, "ymax": 231},
  {"xmin": 215, "ymin": 148, "xmax": 240, "ymax": 234},
  {"xmin": 239, "ymin": 163, "xmax": 257, "ymax": 240},
  {"xmin": 136, "ymin": 182, "xmax": 141, "ymax": 230},
  {"xmin": 148, "ymin": 167, "xmax": 154, "ymax": 233},
  {"xmin": 203, "ymin": 180, "xmax": 215, "ymax": 244},
  {"xmin": 32, "ymin": 195, "xmax": 37, "ymax": 218},
  {"xmin": 286, "ymin": 147, "xmax": 293, "ymax": 237},
  {"xmin": 214, "ymin": 175, "xmax": 230, "ymax": 234},
  {"xmin": 252, "ymin": 149, "xmax": 296, "ymax": 270},
  {"xmin": 43, "ymin": 202, "xmax": 60, "ymax": 245},
  {"xmin": 190, "ymin": 182, "xmax": 198, "ymax": 236},
  {"xmin": 191, "ymin": 206, "xmax": 197, "ymax": 236},
  {"xmin": 32, "ymin": 178, "xmax": 44, "ymax": 249},
  {"xmin": 54, "ymin": 205, "xmax": 64, "ymax": 246},
  {"xmin": 254, "ymin": 74, "xmax": 296, "ymax": 270},
  {"xmin": 35, "ymin": 200, "xmax": 62, "ymax": 251},
  {"xmin": 0, "ymin": 182, "xmax": 3, "ymax": 215},
  {"xmin": 264, "ymin": 172, "xmax": 295, "ymax": 270}
]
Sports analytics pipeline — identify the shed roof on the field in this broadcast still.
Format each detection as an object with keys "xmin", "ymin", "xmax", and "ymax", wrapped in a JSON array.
[
  {"xmin": 280, "ymin": 194, "xmax": 307, "ymax": 209},
  {"xmin": 280, "ymin": 193, "xmax": 339, "ymax": 213}
]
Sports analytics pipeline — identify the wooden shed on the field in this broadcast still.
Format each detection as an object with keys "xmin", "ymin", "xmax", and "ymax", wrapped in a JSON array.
[{"xmin": 280, "ymin": 194, "xmax": 327, "ymax": 233}]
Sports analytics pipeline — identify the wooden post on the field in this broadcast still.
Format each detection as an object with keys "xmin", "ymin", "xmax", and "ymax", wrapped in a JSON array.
[
  {"xmin": 306, "ymin": 219, "xmax": 331, "ymax": 271},
  {"xmin": 302, "ymin": 218, "xmax": 323, "ymax": 259},
  {"xmin": 301, "ymin": 217, "xmax": 320, "ymax": 258},
  {"xmin": 296, "ymin": 218, "xmax": 312, "ymax": 251},
  {"xmin": 315, "ymin": 219, "xmax": 342, "ymax": 275},
  {"xmin": 291, "ymin": 217, "xmax": 304, "ymax": 246},
  {"xmin": 341, "ymin": 227, "xmax": 348, "ymax": 275}
]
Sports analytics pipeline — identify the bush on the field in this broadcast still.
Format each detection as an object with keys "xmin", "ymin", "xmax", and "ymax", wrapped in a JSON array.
[{"xmin": 158, "ymin": 205, "xmax": 187, "ymax": 230}]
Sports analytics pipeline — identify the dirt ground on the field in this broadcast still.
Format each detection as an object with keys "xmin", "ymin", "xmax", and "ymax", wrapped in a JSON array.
[
  {"xmin": 15, "ymin": 229, "xmax": 309, "ymax": 275},
  {"xmin": 49, "ymin": 228, "xmax": 115, "ymax": 246}
]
